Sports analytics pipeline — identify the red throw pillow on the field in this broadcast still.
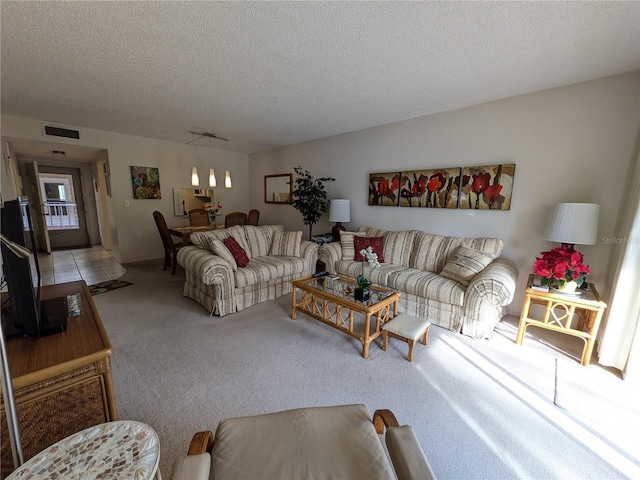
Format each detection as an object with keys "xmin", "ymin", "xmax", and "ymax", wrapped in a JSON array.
[
  {"xmin": 223, "ymin": 237, "xmax": 249, "ymax": 267},
  {"xmin": 354, "ymin": 236, "xmax": 384, "ymax": 263}
]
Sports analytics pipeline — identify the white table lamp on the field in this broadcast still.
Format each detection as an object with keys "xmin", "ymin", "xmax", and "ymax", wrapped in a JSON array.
[
  {"xmin": 544, "ymin": 203, "xmax": 599, "ymax": 250},
  {"xmin": 330, "ymin": 199, "xmax": 350, "ymax": 239}
]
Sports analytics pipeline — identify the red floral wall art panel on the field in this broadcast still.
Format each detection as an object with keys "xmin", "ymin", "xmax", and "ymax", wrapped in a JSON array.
[
  {"xmin": 458, "ymin": 164, "xmax": 516, "ymax": 210},
  {"xmin": 399, "ymin": 168, "xmax": 461, "ymax": 208},
  {"xmin": 369, "ymin": 172, "xmax": 401, "ymax": 206}
]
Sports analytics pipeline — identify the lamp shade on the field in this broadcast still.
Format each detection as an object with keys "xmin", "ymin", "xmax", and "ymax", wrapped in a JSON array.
[
  {"xmin": 191, "ymin": 167, "xmax": 199, "ymax": 187},
  {"xmin": 225, "ymin": 170, "xmax": 232, "ymax": 188},
  {"xmin": 329, "ymin": 199, "xmax": 350, "ymax": 223},
  {"xmin": 209, "ymin": 168, "xmax": 217, "ymax": 188},
  {"xmin": 544, "ymin": 203, "xmax": 599, "ymax": 245}
]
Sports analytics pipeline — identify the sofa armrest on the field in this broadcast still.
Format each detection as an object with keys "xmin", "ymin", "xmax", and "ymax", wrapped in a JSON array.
[
  {"xmin": 464, "ymin": 258, "xmax": 518, "ymax": 311},
  {"xmin": 177, "ymin": 246, "xmax": 235, "ymax": 287},
  {"xmin": 170, "ymin": 431, "xmax": 213, "ymax": 480},
  {"xmin": 171, "ymin": 453, "xmax": 211, "ymax": 480},
  {"xmin": 373, "ymin": 408, "xmax": 399, "ymax": 433},
  {"xmin": 385, "ymin": 426, "xmax": 437, "ymax": 480},
  {"xmin": 373, "ymin": 410, "xmax": 435, "ymax": 480},
  {"xmin": 188, "ymin": 430, "xmax": 214, "ymax": 454},
  {"xmin": 300, "ymin": 240, "xmax": 320, "ymax": 273},
  {"xmin": 318, "ymin": 242, "xmax": 342, "ymax": 273}
]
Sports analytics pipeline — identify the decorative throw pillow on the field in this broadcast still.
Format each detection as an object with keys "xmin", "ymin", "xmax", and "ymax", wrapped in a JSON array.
[
  {"xmin": 207, "ymin": 238, "xmax": 238, "ymax": 271},
  {"xmin": 226, "ymin": 225, "xmax": 252, "ymax": 258},
  {"xmin": 340, "ymin": 231, "xmax": 367, "ymax": 260},
  {"xmin": 353, "ymin": 236, "xmax": 385, "ymax": 263},
  {"xmin": 223, "ymin": 237, "xmax": 250, "ymax": 268},
  {"xmin": 244, "ymin": 225, "xmax": 277, "ymax": 258},
  {"xmin": 440, "ymin": 246, "xmax": 495, "ymax": 286},
  {"xmin": 269, "ymin": 231, "xmax": 302, "ymax": 256},
  {"xmin": 382, "ymin": 230, "xmax": 416, "ymax": 267}
]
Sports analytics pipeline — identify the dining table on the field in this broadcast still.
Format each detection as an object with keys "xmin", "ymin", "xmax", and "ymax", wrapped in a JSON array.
[{"xmin": 169, "ymin": 224, "xmax": 223, "ymax": 246}]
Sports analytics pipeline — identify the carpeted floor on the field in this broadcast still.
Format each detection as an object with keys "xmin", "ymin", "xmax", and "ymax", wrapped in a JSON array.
[{"xmin": 92, "ymin": 261, "xmax": 640, "ymax": 479}]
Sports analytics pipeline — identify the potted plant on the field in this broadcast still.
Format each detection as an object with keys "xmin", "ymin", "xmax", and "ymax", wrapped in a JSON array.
[
  {"xmin": 532, "ymin": 245, "xmax": 591, "ymax": 293},
  {"xmin": 290, "ymin": 166, "xmax": 335, "ymax": 239},
  {"xmin": 355, "ymin": 246, "xmax": 381, "ymax": 301}
]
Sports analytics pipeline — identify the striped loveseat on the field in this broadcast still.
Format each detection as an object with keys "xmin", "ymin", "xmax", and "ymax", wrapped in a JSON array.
[
  {"xmin": 177, "ymin": 225, "xmax": 318, "ymax": 316},
  {"xmin": 319, "ymin": 227, "xmax": 518, "ymax": 339}
]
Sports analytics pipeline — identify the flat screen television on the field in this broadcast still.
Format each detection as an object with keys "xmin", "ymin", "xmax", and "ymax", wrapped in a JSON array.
[{"xmin": 1, "ymin": 198, "xmax": 66, "ymax": 337}]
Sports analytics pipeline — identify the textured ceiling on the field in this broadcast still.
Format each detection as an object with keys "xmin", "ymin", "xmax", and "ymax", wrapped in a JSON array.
[{"xmin": 2, "ymin": 1, "xmax": 639, "ymax": 154}]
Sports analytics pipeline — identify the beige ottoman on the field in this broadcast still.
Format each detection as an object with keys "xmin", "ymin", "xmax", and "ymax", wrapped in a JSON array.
[{"xmin": 382, "ymin": 314, "xmax": 431, "ymax": 362}]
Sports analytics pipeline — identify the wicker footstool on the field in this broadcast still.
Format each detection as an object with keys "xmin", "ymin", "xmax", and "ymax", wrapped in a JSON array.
[{"xmin": 382, "ymin": 314, "xmax": 431, "ymax": 362}]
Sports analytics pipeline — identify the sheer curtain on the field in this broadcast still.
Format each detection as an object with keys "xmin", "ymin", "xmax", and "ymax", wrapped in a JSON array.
[{"xmin": 598, "ymin": 151, "xmax": 640, "ymax": 378}]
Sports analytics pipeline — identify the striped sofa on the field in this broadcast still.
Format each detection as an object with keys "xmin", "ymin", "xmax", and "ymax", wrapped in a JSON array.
[
  {"xmin": 177, "ymin": 225, "xmax": 318, "ymax": 316},
  {"xmin": 319, "ymin": 227, "xmax": 518, "ymax": 339}
]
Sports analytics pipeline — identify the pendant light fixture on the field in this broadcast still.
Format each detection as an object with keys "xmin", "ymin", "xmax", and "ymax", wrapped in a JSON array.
[
  {"xmin": 187, "ymin": 131, "xmax": 230, "ymax": 189},
  {"xmin": 208, "ymin": 136, "xmax": 217, "ymax": 188},
  {"xmin": 190, "ymin": 132, "xmax": 199, "ymax": 186}
]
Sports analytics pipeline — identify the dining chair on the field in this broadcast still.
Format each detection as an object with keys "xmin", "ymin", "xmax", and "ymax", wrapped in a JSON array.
[
  {"xmin": 224, "ymin": 212, "xmax": 247, "ymax": 228},
  {"xmin": 188, "ymin": 209, "xmax": 210, "ymax": 227},
  {"xmin": 246, "ymin": 209, "xmax": 260, "ymax": 226},
  {"xmin": 153, "ymin": 211, "xmax": 183, "ymax": 275}
]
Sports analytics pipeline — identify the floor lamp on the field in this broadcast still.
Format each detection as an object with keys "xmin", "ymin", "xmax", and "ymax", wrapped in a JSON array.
[{"xmin": 0, "ymin": 233, "xmax": 28, "ymax": 469}]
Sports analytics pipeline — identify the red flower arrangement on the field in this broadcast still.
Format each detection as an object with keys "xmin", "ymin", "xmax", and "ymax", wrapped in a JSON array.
[
  {"xmin": 201, "ymin": 201, "xmax": 223, "ymax": 219},
  {"xmin": 532, "ymin": 245, "xmax": 591, "ymax": 287}
]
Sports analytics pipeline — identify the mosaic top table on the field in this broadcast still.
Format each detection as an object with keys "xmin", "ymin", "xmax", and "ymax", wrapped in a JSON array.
[
  {"xmin": 291, "ymin": 274, "xmax": 400, "ymax": 358},
  {"xmin": 515, "ymin": 274, "xmax": 607, "ymax": 366},
  {"xmin": 7, "ymin": 421, "xmax": 161, "ymax": 480}
]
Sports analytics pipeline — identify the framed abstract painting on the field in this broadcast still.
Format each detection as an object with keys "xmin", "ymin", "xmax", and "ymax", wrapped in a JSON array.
[
  {"xmin": 369, "ymin": 172, "xmax": 401, "ymax": 206},
  {"xmin": 399, "ymin": 168, "xmax": 461, "ymax": 208},
  {"xmin": 131, "ymin": 166, "xmax": 161, "ymax": 199},
  {"xmin": 458, "ymin": 164, "xmax": 515, "ymax": 210}
]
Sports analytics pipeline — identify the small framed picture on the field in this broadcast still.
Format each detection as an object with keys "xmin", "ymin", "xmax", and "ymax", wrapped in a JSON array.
[{"xmin": 130, "ymin": 166, "xmax": 161, "ymax": 199}]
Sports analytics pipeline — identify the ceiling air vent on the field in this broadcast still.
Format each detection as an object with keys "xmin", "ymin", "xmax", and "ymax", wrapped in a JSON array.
[{"xmin": 41, "ymin": 123, "xmax": 80, "ymax": 140}]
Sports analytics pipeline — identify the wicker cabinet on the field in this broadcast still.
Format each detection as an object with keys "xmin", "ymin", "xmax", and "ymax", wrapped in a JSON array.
[{"xmin": 1, "ymin": 281, "xmax": 117, "ymax": 478}]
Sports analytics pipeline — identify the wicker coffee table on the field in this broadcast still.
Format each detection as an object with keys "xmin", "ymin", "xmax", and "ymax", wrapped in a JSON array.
[{"xmin": 291, "ymin": 274, "xmax": 400, "ymax": 358}]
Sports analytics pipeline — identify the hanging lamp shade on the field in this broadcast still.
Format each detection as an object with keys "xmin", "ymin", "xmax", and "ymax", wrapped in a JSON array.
[
  {"xmin": 225, "ymin": 170, "xmax": 232, "ymax": 188},
  {"xmin": 209, "ymin": 169, "xmax": 217, "ymax": 188},
  {"xmin": 191, "ymin": 167, "xmax": 199, "ymax": 187}
]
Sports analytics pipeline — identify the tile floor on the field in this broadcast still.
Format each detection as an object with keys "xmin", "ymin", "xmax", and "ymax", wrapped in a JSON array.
[{"xmin": 37, "ymin": 246, "xmax": 126, "ymax": 286}]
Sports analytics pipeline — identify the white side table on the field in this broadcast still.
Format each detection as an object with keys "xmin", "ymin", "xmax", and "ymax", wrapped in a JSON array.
[{"xmin": 7, "ymin": 421, "xmax": 161, "ymax": 480}]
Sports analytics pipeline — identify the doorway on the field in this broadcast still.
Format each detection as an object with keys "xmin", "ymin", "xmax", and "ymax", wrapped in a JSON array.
[
  {"xmin": 38, "ymin": 167, "xmax": 91, "ymax": 249},
  {"xmin": 3, "ymin": 137, "xmax": 116, "ymax": 260}
]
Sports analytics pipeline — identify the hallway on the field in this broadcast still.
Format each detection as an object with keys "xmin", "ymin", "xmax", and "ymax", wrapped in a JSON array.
[{"xmin": 38, "ymin": 246, "xmax": 126, "ymax": 286}]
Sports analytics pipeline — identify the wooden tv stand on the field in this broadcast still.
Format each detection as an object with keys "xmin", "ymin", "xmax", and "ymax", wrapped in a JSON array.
[{"xmin": 0, "ymin": 281, "xmax": 118, "ymax": 478}]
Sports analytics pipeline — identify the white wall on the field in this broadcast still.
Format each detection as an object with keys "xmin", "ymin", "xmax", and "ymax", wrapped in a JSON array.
[
  {"xmin": 250, "ymin": 72, "xmax": 640, "ymax": 315},
  {"xmin": 1, "ymin": 117, "xmax": 250, "ymax": 264}
]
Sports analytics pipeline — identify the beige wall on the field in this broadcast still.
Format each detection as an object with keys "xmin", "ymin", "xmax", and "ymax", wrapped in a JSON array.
[
  {"xmin": 249, "ymin": 72, "xmax": 640, "ymax": 315},
  {"xmin": 1, "ymin": 117, "xmax": 250, "ymax": 264}
]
